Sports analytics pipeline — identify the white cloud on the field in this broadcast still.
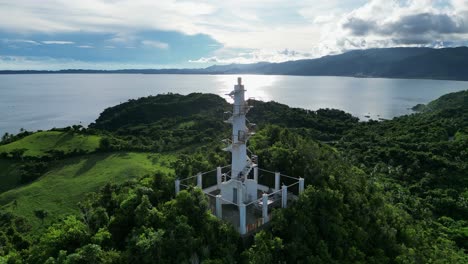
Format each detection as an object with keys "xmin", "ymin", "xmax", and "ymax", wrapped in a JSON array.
[
  {"xmin": 0, "ymin": 55, "xmax": 174, "ymax": 70},
  {"xmin": 0, "ymin": 0, "xmax": 216, "ymax": 34},
  {"xmin": 141, "ymin": 40, "xmax": 169, "ymax": 49},
  {"xmin": 332, "ymin": 0, "xmax": 468, "ymax": 50},
  {"xmin": 77, "ymin": 45, "xmax": 93, "ymax": 48},
  {"xmin": 2, "ymin": 39, "xmax": 40, "ymax": 45},
  {"xmin": 0, "ymin": 0, "xmax": 351, "ymax": 51},
  {"xmin": 42, "ymin": 40, "xmax": 74, "ymax": 44},
  {"xmin": 189, "ymin": 49, "xmax": 314, "ymax": 64},
  {"xmin": 0, "ymin": 0, "xmax": 467, "ymax": 65}
]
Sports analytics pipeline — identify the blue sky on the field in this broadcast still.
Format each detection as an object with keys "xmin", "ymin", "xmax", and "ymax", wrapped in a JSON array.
[{"xmin": 0, "ymin": 0, "xmax": 467, "ymax": 69}]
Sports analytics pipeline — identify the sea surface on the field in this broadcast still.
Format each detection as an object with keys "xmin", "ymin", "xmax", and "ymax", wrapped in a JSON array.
[{"xmin": 0, "ymin": 74, "xmax": 467, "ymax": 135}]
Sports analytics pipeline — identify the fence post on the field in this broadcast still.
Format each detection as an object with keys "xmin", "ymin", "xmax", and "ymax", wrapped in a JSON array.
[
  {"xmin": 275, "ymin": 172, "xmax": 280, "ymax": 191},
  {"xmin": 282, "ymin": 184, "xmax": 288, "ymax": 208},
  {"xmin": 216, "ymin": 195, "xmax": 222, "ymax": 219},
  {"xmin": 299, "ymin": 177, "xmax": 305, "ymax": 194},
  {"xmin": 254, "ymin": 166, "xmax": 258, "ymax": 182},
  {"xmin": 175, "ymin": 179, "xmax": 180, "ymax": 195},
  {"xmin": 217, "ymin": 167, "xmax": 222, "ymax": 188},
  {"xmin": 262, "ymin": 193, "xmax": 269, "ymax": 224},
  {"xmin": 239, "ymin": 203, "xmax": 246, "ymax": 235},
  {"xmin": 197, "ymin": 172, "xmax": 202, "ymax": 188}
]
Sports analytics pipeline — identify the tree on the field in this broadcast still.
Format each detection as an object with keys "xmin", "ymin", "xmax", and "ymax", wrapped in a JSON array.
[
  {"xmin": 10, "ymin": 148, "xmax": 27, "ymax": 160},
  {"xmin": 98, "ymin": 137, "xmax": 111, "ymax": 151},
  {"xmin": 129, "ymin": 227, "xmax": 165, "ymax": 263},
  {"xmin": 1, "ymin": 132, "xmax": 10, "ymax": 143},
  {"xmin": 29, "ymin": 216, "xmax": 89, "ymax": 263},
  {"xmin": 243, "ymin": 231, "xmax": 284, "ymax": 264},
  {"xmin": 34, "ymin": 209, "xmax": 48, "ymax": 225}
]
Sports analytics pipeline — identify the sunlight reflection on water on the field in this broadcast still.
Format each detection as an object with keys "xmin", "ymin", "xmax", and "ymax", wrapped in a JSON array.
[
  {"xmin": 215, "ymin": 74, "xmax": 278, "ymax": 103},
  {"xmin": 0, "ymin": 74, "xmax": 466, "ymax": 134}
]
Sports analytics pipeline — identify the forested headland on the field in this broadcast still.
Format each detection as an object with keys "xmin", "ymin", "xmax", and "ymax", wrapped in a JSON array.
[
  {"xmin": 0, "ymin": 90, "xmax": 466, "ymax": 263},
  {"xmin": 2, "ymin": 47, "xmax": 468, "ymax": 81}
]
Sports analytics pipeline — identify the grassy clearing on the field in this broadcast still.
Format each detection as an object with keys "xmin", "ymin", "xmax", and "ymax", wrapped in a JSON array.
[
  {"xmin": 0, "ymin": 131, "xmax": 101, "ymax": 157},
  {"xmin": 0, "ymin": 159, "xmax": 21, "ymax": 193},
  {"xmin": 0, "ymin": 152, "xmax": 174, "ymax": 230}
]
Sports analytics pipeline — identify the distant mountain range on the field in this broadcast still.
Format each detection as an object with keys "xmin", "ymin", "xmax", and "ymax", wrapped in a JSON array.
[{"xmin": 2, "ymin": 47, "xmax": 468, "ymax": 81}]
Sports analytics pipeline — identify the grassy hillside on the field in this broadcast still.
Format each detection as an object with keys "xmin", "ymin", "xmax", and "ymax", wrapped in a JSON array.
[
  {"xmin": 0, "ymin": 131, "xmax": 101, "ymax": 157},
  {"xmin": 0, "ymin": 152, "xmax": 174, "ymax": 230}
]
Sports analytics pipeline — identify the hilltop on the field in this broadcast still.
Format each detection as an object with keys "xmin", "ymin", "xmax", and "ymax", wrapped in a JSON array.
[{"xmin": 213, "ymin": 47, "xmax": 468, "ymax": 81}]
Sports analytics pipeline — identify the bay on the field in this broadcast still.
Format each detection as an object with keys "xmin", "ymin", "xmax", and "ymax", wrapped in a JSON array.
[{"xmin": 0, "ymin": 74, "xmax": 467, "ymax": 135}]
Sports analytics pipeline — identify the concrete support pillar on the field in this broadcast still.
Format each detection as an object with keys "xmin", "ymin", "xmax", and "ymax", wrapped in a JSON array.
[
  {"xmin": 216, "ymin": 167, "xmax": 222, "ymax": 188},
  {"xmin": 175, "ymin": 179, "xmax": 180, "ymax": 195},
  {"xmin": 197, "ymin": 172, "xmax": 202, "ymax": 188},
  {"xmin": 253, "ymin": 166, "xmax": 258, "ymax": 182},
  {"xmin": 275, "ymin": 172, "xmax": 280, "ymax": 191},
  {"xmin": 262, "ymin": 193, "xmax": 269, "ymax": 224},
  {"xmin": 216, "ymin": 195, "xmax": 222, "ymax": 219},
  {"xmin": 237, "ymin": 185, "xmax": 243, "ymax": 205},
  {"xmin": 282, "ymin": 184, "xmax": 288, "ymax": 208},
  {"xmin": 299, "ymin": 177, "xmax": 305, "ymax": 194},
  {"xmin": 239, "ymin": 203, "xmax": 246, "ymax": 235}
]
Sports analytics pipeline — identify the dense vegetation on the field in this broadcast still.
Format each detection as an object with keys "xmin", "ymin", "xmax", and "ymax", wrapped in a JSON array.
[
  {"xmin": 337, "ymin": 90, "xmax": 468, "ymax": 251},
  {"xmin": 0, "ymin": 91, "xmax": 466, "ymax": 263}
]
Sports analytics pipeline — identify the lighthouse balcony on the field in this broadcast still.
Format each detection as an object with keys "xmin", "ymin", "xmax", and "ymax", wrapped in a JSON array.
[
  {"xmin": 224, "ymin": 107, "xmax": 255, "ymax": 123},
  {"xmin": 231, "ymin": 103, "xmax": 253, "ymax": 116},
  {"xmin": 233, "ymin": 130, "xmax": 255, "ymax": 144}
]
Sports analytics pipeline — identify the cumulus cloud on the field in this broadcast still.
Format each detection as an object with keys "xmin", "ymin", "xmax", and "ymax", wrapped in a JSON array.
[
  {"xmin": 342, "ymin": 17, "xmax": 376, "ymax": 36},
  {"xmin": 343, "ymin": 11, "xmax": 467, "ymax": 38},
  {"xmin": 189, "ymin": 48, "xmax": 314, "ymax": 64},
  {"xmin": 337, "ymin": 0, "xmax": 468, "ymax": 49},
  {"xmin": 189, "ymin": 56, "xmax": 250, "ymax": 64},
  {"xmin": 199, "ymin": 0, "xmax": 468, "ymax": 63}
]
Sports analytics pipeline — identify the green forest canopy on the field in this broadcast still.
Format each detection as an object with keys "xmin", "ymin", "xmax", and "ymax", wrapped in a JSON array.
[{"xmin": 0, "ymin": 90, "xmax": 466, "ymax": 263}]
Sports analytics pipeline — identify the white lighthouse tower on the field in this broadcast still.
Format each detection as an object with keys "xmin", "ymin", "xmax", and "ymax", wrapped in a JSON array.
[
  {"xmin": 228, "ymin": 77, "xmax": 251, "ymax": 179},
  {"xmin": 175, "ymin": 77, "xmax": 304, "ymax": 235},
  {"xmin": 220, "ymin": 77, "xmax": 258, "ymax": 205}
]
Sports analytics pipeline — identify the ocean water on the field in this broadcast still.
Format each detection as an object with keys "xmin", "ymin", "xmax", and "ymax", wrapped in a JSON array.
[{"xmin": 0, "ymin": 74, "xmax": 466, "ymax": 135}]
